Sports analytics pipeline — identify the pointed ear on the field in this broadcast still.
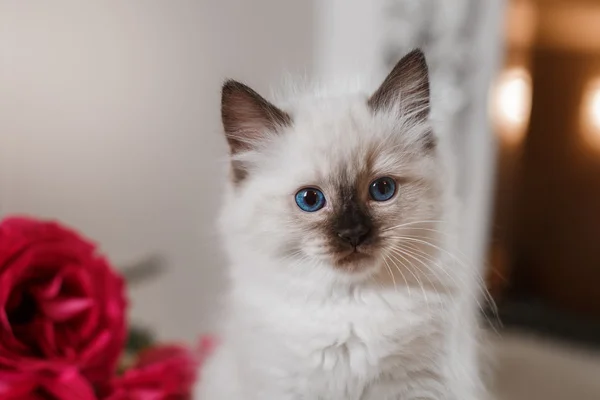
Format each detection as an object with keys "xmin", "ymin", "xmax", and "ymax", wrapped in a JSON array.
[
  {"xmin": 368, "ymin": 49, "xmax": 430, "ymax": 121},
  {"xmin": 221, "ymin": 80, "xmax": 291, "ymax": 155}
]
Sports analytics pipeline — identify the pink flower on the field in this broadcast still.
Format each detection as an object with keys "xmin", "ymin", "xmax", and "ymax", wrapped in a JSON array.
[
  {"xmin": 104, "ymin": 344, "xmax": 202, "ymax": 400},
  {"xmin": 0, "ymin": 216, "xmax": 127, "ymax": 397}
]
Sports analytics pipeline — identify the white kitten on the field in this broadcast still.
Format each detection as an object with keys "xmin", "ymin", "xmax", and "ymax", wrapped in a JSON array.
[{"xmin": 195, "ymin": 50, "xmax": 486, "ymax": 400}]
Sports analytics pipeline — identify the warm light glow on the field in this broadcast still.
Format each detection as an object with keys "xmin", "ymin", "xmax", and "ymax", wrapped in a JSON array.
[
  {"xmin": 498, "ymin": 75, "xmax": 528, "ymax": 124},
  {"xmin": 491, "ymin": 67, "xmax": 532, "ymax": 146},
  {"xmin": 581, "ymin": 79, "xmax": 600, "ymax": 151},
  {"xmin": 591, "ymin": 91, "xmax": 600, "ymax": 129}
]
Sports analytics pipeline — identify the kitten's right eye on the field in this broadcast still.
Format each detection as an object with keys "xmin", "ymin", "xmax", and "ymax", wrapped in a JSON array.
[{"xmin": 295, "ymin": 188, "xmax": 326, "ymax": 212}]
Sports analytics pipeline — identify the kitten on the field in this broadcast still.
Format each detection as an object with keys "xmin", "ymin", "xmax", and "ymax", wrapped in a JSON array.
[{"xmin": 195, "ymin": 49, "xmax": 485, "ymax": 400}]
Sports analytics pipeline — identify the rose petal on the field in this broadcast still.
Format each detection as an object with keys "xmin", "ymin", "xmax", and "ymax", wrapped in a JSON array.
[
  {"xmin": 76, "ymin": 271, "xmax": 99, "ymax": 337},
  {"xmin": 40, "ymin": 297, "xmax": 93, "ymax": 322},
  {"xmin": 108, "ymin": 344, "xmax": 198, "ymax": 399},
  {"xmin": 0, "ymin": 219, "xmax": 34, "ymax": 271},
  {"xmin": 31, "ymin": 275, "xmax": 63, "ymax": 300},
  {"xmin": 37, "ymin": 317, "xmax": 57, "ymax": 356},
  {"xmin": 0, "ymin": 370, "xmax": 37, "ymax": 398},
  {"xmin": 104, "ymin": 388, "xmax": 163, "ymax": 400},
  {"xmin": 41, "ymin": 367, "xmax": 97, "ymax": 400},
  {"xmin": 80, "ymin": 329, "xmax": 111, "ymax": 360},
  {"xmin": 0, "ymin": 319, "xmax": 31, "ymax": 355},
  {"xmin": 0, "ymin": 307, "xmax": 11, "ymax": 332}
]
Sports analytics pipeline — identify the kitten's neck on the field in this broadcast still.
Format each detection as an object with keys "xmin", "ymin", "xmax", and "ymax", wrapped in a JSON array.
[{"xmin": 228, "ymin": 255, "xmax": 414, "ymax": 305}]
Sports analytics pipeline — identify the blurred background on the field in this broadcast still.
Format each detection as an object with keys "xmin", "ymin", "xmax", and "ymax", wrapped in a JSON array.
[
  {"xmin": 1, "ymin": 0, "xmax": 599, "ymax": 399},
  {"xmin": 483, "ymin": 0, "xmax": 600, "ymax": 397}
]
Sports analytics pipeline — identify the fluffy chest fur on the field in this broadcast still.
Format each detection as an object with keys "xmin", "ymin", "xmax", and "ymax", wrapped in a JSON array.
[
  {"xmin": 198, "ymin": 253, "xmax": 478, "ymax": 400},
  {"xmin": 198, "ymin": 272, "xmax": 467, "ymax": 400},
  {"xmin": 241, "ymin": 285, "xmax": 445, "ymax": 376}
]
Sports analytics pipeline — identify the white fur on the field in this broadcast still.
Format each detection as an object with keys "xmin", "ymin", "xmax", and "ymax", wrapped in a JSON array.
[{"xmin": 195, "ymin": 81, "xmax": 486, "ymax": 399}]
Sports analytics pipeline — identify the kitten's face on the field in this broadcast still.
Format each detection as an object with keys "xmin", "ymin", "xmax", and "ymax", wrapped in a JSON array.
[{"xmin": 220, "ymin": 50, "xmax": 444, "ymax": 278}]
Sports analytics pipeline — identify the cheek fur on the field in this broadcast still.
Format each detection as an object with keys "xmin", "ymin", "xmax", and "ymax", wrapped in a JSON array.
[
  {"xmin": 286, "ymin": 201, "xmax": 332, "ymax": 255},
  {"xmin": 375, "ymin": 181, "xmax": 443, "ymax": 240}
]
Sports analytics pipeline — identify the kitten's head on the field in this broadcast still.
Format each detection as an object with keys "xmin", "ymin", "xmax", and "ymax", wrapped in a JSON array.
[{"xmin": 219, "ymin": 50, "xmax": 446, "ymax": 281}]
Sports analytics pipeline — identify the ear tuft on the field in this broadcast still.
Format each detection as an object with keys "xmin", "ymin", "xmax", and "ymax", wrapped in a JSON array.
[
  {"xmin": 221, "ymin": 80, "xmax": 291, "ymax": 155},
  {"xmin": 221, "ymin": 80, "xmax": 292, "ymax": 183},
  {"xmin": 368, "ymin": 49, "xmax": 430, "ymax": 121}
]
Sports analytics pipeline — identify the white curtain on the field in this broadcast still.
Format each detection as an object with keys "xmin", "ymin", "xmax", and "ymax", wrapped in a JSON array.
[{"xmin": 381, "ymin": 0, "xmax": 506, "ymax": 268}]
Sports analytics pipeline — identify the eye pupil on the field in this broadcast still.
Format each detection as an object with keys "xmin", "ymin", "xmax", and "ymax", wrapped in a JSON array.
[
  {"xmin": 304, "ymin": 190, "xmax": 317, "ymax": 206},
  {"xmin": 295, "ymin": 188, "xmax": 326, "ymax": 212},
  {"xmin": 369, "ymin": 177, "xmax": 396, "ymax": 202},
  {"xmin": 377, "ymin": 180, "xmax": 389, "ymax": 194}
]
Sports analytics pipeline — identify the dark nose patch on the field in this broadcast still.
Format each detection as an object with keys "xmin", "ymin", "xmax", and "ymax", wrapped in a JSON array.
[
  {"xmin": 337, "ymin": 224, "xmax": 371, "ymax": 247},
  {"xmin": 333, "ymin": 188, "xmax": 373, "ymax": 248}
]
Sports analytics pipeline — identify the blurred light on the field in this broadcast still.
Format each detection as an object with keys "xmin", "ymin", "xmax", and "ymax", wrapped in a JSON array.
[
  {"xmin": 581, "ymin": 78, "xmax": 600, "ymax": 151},
  {"xmin": 591, "ymin": 91, "xmax": 600, "ymax": 129},
  {"xmin": 491, "ymin": 67, "xmax": 532, "ymax": 146}
]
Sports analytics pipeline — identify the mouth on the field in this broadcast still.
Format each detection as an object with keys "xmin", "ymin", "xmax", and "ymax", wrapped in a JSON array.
[{"xmin": 332, "ymin": 247, "xmax": 373, "ymax": 270}]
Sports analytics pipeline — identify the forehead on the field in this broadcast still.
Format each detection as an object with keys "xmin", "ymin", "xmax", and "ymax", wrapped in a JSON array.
[{"xmin": 268, "ymin": 99, "xmax": 424, "ymax": 187}]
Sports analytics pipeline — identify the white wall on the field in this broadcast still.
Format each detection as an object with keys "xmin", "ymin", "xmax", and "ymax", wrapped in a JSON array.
[
  {"xmin": 0, "ymin": 0, "xmax": 314, "ymax": 341},
  {"xmin": 313, "ymin": 0, "xmax": 386, "ymax": 81}
]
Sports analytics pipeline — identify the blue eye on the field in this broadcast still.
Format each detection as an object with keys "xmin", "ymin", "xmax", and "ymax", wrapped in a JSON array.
[
  {"xmin": 369, "ymin": 177, "xmax": 396, "ymax": 201},
  {"xmin": 295, "ymin": 188, "xmax": 326, "ymax": 212}
]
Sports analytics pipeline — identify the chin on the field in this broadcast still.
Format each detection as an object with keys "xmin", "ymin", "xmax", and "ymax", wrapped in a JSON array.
[{"xmin": 330, "ymin": 248, "xmax": 381, "ymax": 276}]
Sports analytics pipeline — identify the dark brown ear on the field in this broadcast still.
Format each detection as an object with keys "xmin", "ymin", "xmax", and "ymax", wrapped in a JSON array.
[
  {"xmin": 368, "ymin": 49, "xmax": 430, "ymax": 121},
  {"xmin": 221, "ymin": 80, "xmax": 292, "ymax": 183},
  {"xmin": 221, "ymin": 80, "xmax": 291, "ymax": 155}
]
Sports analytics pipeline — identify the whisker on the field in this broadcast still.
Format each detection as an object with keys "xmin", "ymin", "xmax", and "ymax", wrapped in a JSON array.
[
  {"xmin": 395, "ymin": 234, "xmax": 499, "ymax": 315},
  {"xmin": 381, "ymin": 220, "xmax": 455, "ymax": 233},
  {"xmin": 387, "ymin": 250, "xmax": 429, "ymax": 311},
  {"xmin": 385, "ymin": 253, "xmax": 411, "ymax": 298},
  {"xmin": 392, "ymin": 226, "xmax": 460, "ymax": 242},
  {"xmin": 393, "ymin": 238, "xmax": 486, "ymax": 296},
  {"xmin": 387, "ymin": 246, "xmax": 445, "ymax": 304},
  {"xmin": 382, "ymin": 254, "xmax": 398, "ymax": 293},
  {"xmin": 403, "ymin": 237, "xmax": 499, "ymax": 319},
  {"xmin": 388, "ymin": 245, "xmax": 457, "ymax": 315},
  {"xmin": 394, "ymin": 243, "xmax": 502, "ymax": 333},
  {"xmin": 390, "ymin": 239, "xmax": 501, "ymax": 328},
  {"xmin": 389, "ymin": 232, "xmax": 470, "ymax": 264}
]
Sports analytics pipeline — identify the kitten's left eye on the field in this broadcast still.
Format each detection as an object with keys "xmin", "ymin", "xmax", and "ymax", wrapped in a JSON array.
[
  {"xmin": 295, "ymin": 188, "xmax": 326, "ymax": 212},
  {"xmin": 369, "ymin": 177, "xmax": 396, "ymax": 202}
]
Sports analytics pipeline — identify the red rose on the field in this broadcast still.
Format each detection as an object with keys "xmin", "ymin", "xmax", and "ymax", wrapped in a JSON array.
[
  {"xmin": 104, "ymin": 344, "xmax": 199, "ymax": 400},
  {"xmin": 0, "ymin": 216, "xmax": 127, "ymax": 397},
  {"xmin": 0, "ymin": 367, "xmax": 98, "ymax": 400}
]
